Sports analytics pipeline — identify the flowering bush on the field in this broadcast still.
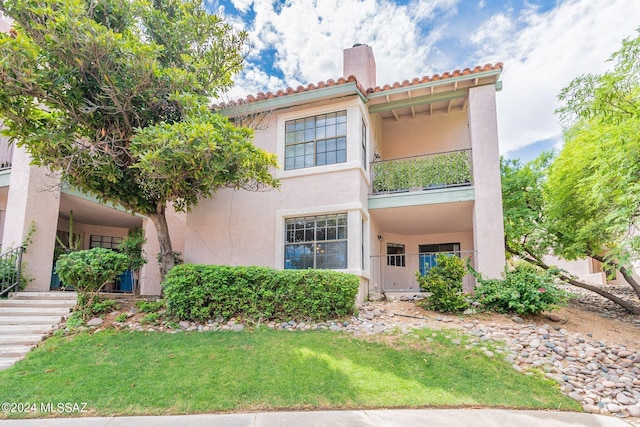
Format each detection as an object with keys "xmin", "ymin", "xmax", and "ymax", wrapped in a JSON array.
[{"xmin": 472, "ymin": 262, "xmax": 569, "ymax": 315}]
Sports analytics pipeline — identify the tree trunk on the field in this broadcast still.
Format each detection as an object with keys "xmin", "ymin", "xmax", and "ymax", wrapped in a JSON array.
[
  {"xmin": 590, "ymin": 254, "xmax": 640, "ymax": 299},
  {"xmin": 147, "ymin": 204, "xmax": 175, "ymax": 281},
  {"xmin": 505, "ymin": 246, "xmax": 640, "ymax": 315}
]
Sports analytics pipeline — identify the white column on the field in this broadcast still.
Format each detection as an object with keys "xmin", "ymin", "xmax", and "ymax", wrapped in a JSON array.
[
  {"xmin": 468, "ymin": 85, "xmax": 506, "ymax": 280},
  {"xmin": 2, "ymin": 146, "xmax": 61, "ymax": 291}
]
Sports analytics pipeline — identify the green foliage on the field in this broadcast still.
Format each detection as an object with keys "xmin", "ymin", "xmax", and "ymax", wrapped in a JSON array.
[
  {"xmin": 472, "ymin": 263, "xmax": 570, "ymax": 315},
  {"xmin": 163, "ymin": 265, "xmax": 359, "ymax": 322},
  {"xmin": 135, "ymin": 299, "xmax": 165, "ymax": 313},
  {"xmin": 372, "ymin": 150, "xmax": 471, "ymax": 193},
  {"xmin": 416, "ymin": 254, "xmax": 469, "ymax": 312},
  {"xmin": 55, "ymin": 247, "xmax": 128, "ymax": 318},
  {"xmin": 118, "ymin": 228, "xmax": 147, "ymax": 273},
  {"xmin": 114, "ymin": 313, "xmax": 128, "ymax": 323},
  {"xmin": 87, "ymin": 298, "xmax": 119, "ymax": 315},
  {"xmin": 551, "ymin": 29, "xmax": 640, "ymax": 265},
  {"xmin": 56, "ymin": 248, "xmax": 129, "ymax": 293},
  {"xmin": 140, "ymin": 312, "xmax": 161, "ymax": 325},
  {"xmin": 0, "ymin": 0, "xmax": 279, "ymax": 278},
  {"xmin": 501, "ymin": 153, "xmax": 556, "ymax": 260},
  {"xmin": 64, "ymin": 311, "xmax": 85, "ymax": 329}
]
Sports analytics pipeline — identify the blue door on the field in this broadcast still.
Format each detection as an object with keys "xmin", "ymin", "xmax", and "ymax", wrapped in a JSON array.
[{"xmin": 419, "ymin": 253, "xmax": 438, "ymax": 276}]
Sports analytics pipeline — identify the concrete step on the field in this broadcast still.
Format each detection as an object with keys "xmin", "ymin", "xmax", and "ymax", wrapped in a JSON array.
[
  {"xmin": 0, "ymin": 345, "xmax": 35, "ymax": 357},
  {"xmin": 0, "ymin": 324, "xmax": 52, "ymax": 335},
  {"xmin": 0, "ymin": 334, "xmax": 43, "ymax": 346},
  {"xmin": 0, "ymin": 307, "xmax": 72, "ymax": 316},
  {"xmin": 0, "ymin": 299, "xmax": 77, "ymax": 308},
  {"xmin": 8, "ymin": 291, "xmax": 78, "ymax": 301},
  {"xmin": 0, "ymin": 357, "xmax": 23, "ymax": 371},
  {"xmin": 0, "ymin": 316, "xmax": 64, "ymax": 325}
]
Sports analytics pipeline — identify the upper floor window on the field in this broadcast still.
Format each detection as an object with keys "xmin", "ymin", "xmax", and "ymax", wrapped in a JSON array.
[{"xmin": 285, "ymin": 111, "xmax": 347, "ymax": 170}]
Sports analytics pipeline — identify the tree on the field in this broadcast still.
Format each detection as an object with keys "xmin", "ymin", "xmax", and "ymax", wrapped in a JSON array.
[
  {"xmin": 501, "ymin": 155, "xmax": 640, "ymax": 314},
  {"xmin": 548, "ymin": 29, "xmax": 640, "ymax": 301},
  {"xmin": 0, "ymin": 0, "xmax": 279, "ymax": 277}
]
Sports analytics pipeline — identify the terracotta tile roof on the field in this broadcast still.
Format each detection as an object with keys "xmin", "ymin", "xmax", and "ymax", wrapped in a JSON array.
[
  {"xmin": 214, "ymin": 63, "xmax": 503, "ymax": 109},
  {"xmin": 368, "ymin": 63, "xmax": 503, "ymax": 93}
]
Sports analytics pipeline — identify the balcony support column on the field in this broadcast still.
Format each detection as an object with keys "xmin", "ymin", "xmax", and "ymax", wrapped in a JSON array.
[
  {"xmin": 2, "ymin": 146, "xmax": 61, "ymax": 291},
  {"xmin": 468, "ymin": 85, "xmax": 505, "ymax": 282}
]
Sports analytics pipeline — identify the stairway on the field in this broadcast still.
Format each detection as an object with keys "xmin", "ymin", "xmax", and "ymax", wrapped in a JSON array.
[{"xmin": 0, "ymin": 291, "xmax": 77, "ymax": 371}]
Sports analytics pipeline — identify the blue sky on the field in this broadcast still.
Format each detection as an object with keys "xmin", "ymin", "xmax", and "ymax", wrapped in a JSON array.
[{"xmin": 205, "ymin": 0, "xmax": 639, "ymax": 162}]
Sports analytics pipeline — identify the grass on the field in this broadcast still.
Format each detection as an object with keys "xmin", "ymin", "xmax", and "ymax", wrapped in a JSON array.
[{"xmin": 0, "ymin": 328, "xmax": 580, "ymax": 417}]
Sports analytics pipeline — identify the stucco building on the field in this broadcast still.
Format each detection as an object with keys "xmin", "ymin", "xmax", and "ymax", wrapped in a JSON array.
[{"xmin": 1, "ymin": 44, "xmax": 507, "ymax": 300}]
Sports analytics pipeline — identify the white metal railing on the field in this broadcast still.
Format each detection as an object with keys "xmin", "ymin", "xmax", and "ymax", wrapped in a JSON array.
[{"xmin": 369, "ymin": 250, "xmax": 477, "ymax": 293}]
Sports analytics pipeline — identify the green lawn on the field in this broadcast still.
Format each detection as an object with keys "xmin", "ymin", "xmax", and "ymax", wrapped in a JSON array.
[{"xmin": 0, "ymin": 328, "xmax": 579, "ymax": 417}]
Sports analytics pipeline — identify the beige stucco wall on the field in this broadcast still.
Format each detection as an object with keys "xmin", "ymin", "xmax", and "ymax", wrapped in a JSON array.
[
  {"xmin": 55, "ymin": 217, "xmax": 131, "ymax": 250},
  {"xmin": 2, "ymin": 146, "xmax": 61, "ymax": 291},
  {"xmin": 378, "ymin": 110, "xmax": 470, "ymax": 160},
  {"xmin": 468, "ymin": 85, "xmax": 506, "ymax": 279},
  {"xmin": 185, "ymin": 96, "xmax": 371, "ymax": 300}
]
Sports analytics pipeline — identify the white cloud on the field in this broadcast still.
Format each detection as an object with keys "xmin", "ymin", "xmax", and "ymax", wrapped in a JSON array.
[
  {"xmin": 484, "ymin": 0, "xmax": 640, "ymax": 154},
  {"xmin": 223, "ymin": 0, "xmax": 640, "ymax": 158},
  {"xmin": 228, "ymin": 0, "xmax": 460, "ymax": 97}
]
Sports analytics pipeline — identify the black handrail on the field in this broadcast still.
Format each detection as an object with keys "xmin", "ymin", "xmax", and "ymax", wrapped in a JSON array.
[{"xmin": 0, "ymin": 246, "xmax": 25, "ymax": 297}]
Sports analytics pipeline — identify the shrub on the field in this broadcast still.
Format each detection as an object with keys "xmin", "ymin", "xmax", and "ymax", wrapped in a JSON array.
[
  {"xmin": 140, "ymin": 312, "xmax": 161, "ymax": 325},
  {"xmin": 135, "ymin": 299, "xmax": 165, "ymax": 313},
  {"xmin": 416, "ymin": 254, "xmax": 469, "ymax": 312},
  {"xmin": 88, "ymin": 298, "xmax": 119, "ymax": 315},
  {"xmin": 472, "ymin": 262, "xmax": 569, "ymax": 315},
  {"xmin": 55, "ymin": 247, "xmax": 129, "ymax": 318},
  {"xmin": 114, "ymin": 313, "xmax": 128, "ymax": 323},
  {"xmin": 163, "ymin": 265, "xmax": 359, "ymax": 322}
]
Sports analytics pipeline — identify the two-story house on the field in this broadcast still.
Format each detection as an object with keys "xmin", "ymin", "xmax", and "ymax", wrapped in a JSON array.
[
  {"xmin": 183, "ymin": 44, "xmax": 506, "ymax": 300},
  {"xmin": 1, "ymin": 42, "xmax": 506, "ymax": 300}
]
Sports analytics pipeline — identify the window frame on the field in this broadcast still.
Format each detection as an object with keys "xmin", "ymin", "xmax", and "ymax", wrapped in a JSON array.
[
  {"xmin": 284, "ymin": 213, "xmax": 348, "ymax": 270},
  {"xmin": 284, "ymin": 110, "xmax": 348, "ymax": 171},
  {"xmin": 387, "ymin": 243, "xmax": 406, "ymax": 267}
]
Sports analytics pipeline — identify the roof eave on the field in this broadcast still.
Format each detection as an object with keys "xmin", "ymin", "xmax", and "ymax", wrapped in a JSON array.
[{"xmin": 216, "ymin": 82, "xmax": 367, "ymax": 116}]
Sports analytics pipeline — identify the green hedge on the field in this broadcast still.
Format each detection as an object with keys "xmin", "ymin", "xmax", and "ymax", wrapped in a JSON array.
[{"xmin": 163, "ymin": 264, "xmax": 359, "ymax": 322}]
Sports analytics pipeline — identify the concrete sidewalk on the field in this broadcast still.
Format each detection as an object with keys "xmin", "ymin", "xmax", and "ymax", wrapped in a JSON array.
[{"xmin": 0, "ymin": 409, "xmax": 634, "ymax": 426}]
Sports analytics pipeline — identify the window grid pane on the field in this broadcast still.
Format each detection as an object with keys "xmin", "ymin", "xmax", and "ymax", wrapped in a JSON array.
[
  {"xmin": 285, "ymin": 213, "xmax": 348, "ymax": 269},
  {"xmin": 285, "ymin": 111, "xmax": 347, "ymax": 170}
]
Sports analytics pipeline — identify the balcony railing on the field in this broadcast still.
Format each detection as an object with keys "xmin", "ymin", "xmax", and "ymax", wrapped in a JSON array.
[
  {"xmin": 0, "ymin": 137, "xmax": 13, "ymax": 171},
  {"xmin": 369, "ymin": 250, "xmax": 477, "ymax": 293},
  {"xmin": 370, "ymin": 149, "xmax": 472, "ymax": 195}
]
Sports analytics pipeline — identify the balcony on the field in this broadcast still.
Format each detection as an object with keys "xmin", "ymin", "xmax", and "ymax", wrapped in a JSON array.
[
  {"xmin": 370, "ymin": 149, "xmax": 472, "ymax": 195},
  {"xmin": 0, "ymin": 137, "xmax": 13, "ymax": 171}
]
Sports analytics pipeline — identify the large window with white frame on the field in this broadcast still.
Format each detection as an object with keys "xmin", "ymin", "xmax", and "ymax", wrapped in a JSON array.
[
  {"xmin": 284, "ymin": 111, "xmax": 347, "ymax": 170},
  {"xmin": 284, "ymin": 213, "xmax": 347, "ymax": 269}
]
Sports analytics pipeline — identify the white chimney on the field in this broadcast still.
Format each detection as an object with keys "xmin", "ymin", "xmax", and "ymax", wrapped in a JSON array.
[{"xmin": 343, "ymin": 44, "xmax": 376, "ymax": 90}]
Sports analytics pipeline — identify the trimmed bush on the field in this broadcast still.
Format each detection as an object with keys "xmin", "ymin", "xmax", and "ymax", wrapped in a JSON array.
[
  {"xmin": 472, "ymin": 262, "xmax": 570, "ymax": 315},
  {"xmin": 163, "ymin": 264, "xmax": 359, "ymax": 322},
  {"xmin": 416, "ymin": 254, "xmax": 469, "ymax": 312},
  {"xmin": 55, "ymin": 247, "xmax": 128, "ymax": 317}
]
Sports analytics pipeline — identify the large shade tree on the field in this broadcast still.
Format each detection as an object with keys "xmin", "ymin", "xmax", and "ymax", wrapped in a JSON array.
[
  {"xmin": 502, "ymin": 29, "xmax": 640, "ymax": 314},
  {"xmin": 0, "ymin": 0, "xmax": 279, "ymax": 277},
  {"xmin": 549, "ymin": 30, "xmax": 640, "ymax": 285},
  {"xmin": 501, "ymin": 154, "xmax": 640, "ymax": 314}
]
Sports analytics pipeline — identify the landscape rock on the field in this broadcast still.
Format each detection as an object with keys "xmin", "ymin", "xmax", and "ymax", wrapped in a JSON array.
[{"xmin": 87, "ymin": 318, "xmax": 103, "ymax": 327}]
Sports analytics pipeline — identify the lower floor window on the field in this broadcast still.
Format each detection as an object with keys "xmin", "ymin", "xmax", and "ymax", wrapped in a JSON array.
[{"xmin": 285, "ymin": 213, "xmax": 347, "ymax": 269}]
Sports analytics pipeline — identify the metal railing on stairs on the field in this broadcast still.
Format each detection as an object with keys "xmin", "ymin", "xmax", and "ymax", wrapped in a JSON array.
[{"xmin": 0, "ymin": 246, "xmax": 24, "ymax": 297}]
